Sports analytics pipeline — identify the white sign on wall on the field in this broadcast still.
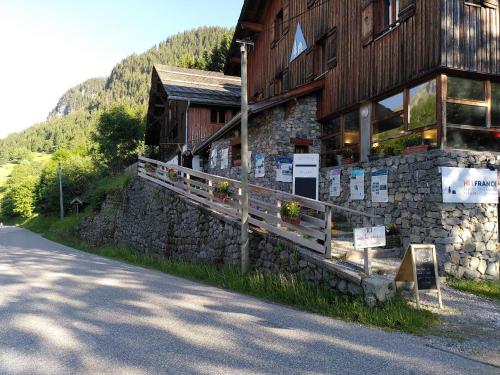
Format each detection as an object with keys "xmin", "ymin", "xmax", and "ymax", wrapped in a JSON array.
[
  {"xmin": 350, "ymin": 168, "xmax": 365, "ymax": 200},
  {"xmin": 329, "ymin": 169, "xmax": 341, "ymax": 197},
  {"xmin": 290, "ymin": 23, "xmax": 308, "ymax": 62},
  {"xmin": 293, "ymin": 153, "xmax": 319, "ymax": 200},
  {"xmin": 441, "ymin": 167, "xmax": 498, "ymax": 204},
  {"xmin": 354, "ymin": 226, "xmax": 386, "ymax": 249},
  {"xmin": 371, "ymin": 168, "xmax": 388, "ymax": 203},
  {"xmin": 210, "ymin": 147, "xmax": 217, "ymax": 169},
  {"xmin": 220, "ymin": 148, "xmax": 229, "ymax": 170}
]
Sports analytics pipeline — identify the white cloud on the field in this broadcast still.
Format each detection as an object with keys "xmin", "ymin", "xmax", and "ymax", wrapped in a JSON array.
[{"xmin": 0, "ymin": 7, "xmax": 121, "ymax": 139}]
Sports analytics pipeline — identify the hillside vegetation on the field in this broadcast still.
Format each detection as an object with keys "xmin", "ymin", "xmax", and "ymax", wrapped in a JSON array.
[{"xmin": 0, "ymin": 26, "xmax": 233, "ymax": 221}]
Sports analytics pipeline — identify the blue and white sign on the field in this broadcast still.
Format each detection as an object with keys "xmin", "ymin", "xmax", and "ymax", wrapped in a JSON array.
[
  {"xmin": 442, "ymin": 167, "xmax": 498, "ymax": 204},
  {"xmin": 371, "ymin": 168, "xmax": 388, "ymax": 203},
  {"xmin": 290, "ymin": 23, "xmax": 307, "ymax": 62}
]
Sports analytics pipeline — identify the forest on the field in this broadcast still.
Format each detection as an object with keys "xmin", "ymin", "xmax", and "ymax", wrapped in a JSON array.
[{"xmin": 0, "ymin": 26, "xmax": 234, "ymax": 220}]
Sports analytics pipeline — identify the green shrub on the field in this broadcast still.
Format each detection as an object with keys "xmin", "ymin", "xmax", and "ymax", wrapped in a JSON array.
[
  {"xmin": 280, "ymin": 201, "xmax": 301, "ymax": 218},
  {"xmin": 215, "ymin": 181, "xmax": 230, "ymax": 193}
]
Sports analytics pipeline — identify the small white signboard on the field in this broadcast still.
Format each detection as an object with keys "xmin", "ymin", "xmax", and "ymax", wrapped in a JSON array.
[
  {"xmin": 329, "ymin": 169, "xmax": 341, "ymax": 197},
  {"xmin": 350, "ymin": 168, "xmax": 365, "ymax": 200},
  {"xmin": 354, "ymin": 226, "xmax": 386, "ymax": 249},
  {"xmin": 441, "ymin": 167, "xmax": 498, "ymax": 204},
  {"xmin": 220, "ymin": 148, "xmax": 229, "ymax": 170},
  {"xmin": 371, "ymin": 168, "xmax": 388, "ymax": 203},
  {"xmin": 293, "ymin": 153, "xmax": 319, "ymax": 200}
]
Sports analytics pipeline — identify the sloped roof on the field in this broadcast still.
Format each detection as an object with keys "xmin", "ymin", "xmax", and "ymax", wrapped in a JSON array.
[{"xmin": 155, "ymin": 65, "xmax": 241, "ymax": 106}]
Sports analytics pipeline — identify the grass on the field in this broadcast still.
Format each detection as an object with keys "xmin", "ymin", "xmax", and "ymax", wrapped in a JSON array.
[
  {"xmin": 448, "ymin": 278, "xmax": 500, "ymax": 301},
  {"xmin": 85, "ymin": 171, "xmax": 134, "ymax": 210},
  {"xmin": 19, "ymin": 213, "xmax": 439, "ymax": 335}
]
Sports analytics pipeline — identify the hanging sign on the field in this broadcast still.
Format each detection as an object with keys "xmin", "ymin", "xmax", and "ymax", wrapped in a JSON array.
[
  {"xmin": 210, "ymin": 147, "xmax": 217, "ymax": 169},
  {"xmin": 371, "ymin": 168, "xmax": 388, "ymax": 203},
  {"xmin": 353, "ymin": 226, "xmax": 386, "ymax": 249},
  {"xmin": 290, "ymin": 23, "xmax": 308, "ymax": 62},
  {"xmin": 293, "ymin": 153, "xmax": 319, "ymax": 200},
  {"xmin": 276, "ymin": 156, "xmax": 293, "ymax": 182},
  {"xmin": 441, "ymin": 167, "xmax": 498, "ymax": 204},
  {"xmin": 329, "ymin": 169, "xmax": 341, "ymax": 197},
  {"xmin": 395, "ymin": 244, "xmax": 443, "ymax": 309},
  {"xmin": 255, "ymin": 153, "xmax": 265, "ymax": 178},
  {"xmin": 350, "ymin": 168, "xmax": 365, "ymax": 200},
  {"xmin": 220, "ymin": 148, "xmax": 229, "ymax": 170}
]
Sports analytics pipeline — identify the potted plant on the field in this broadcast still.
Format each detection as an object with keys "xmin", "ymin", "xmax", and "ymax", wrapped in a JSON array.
[
  {"xmin": 403, "ymin": 134, "xmax": 428, "ymax": 154},
  {"xmin": 167, "ymin": 167, "xmax": 178, "ymax": 181},
  {"xmin": 214, "ymin": 181, "xmax": 230, "ymax": 202},
  {"xmin": 340, "ymin": 148, "xmax": 354, "ymax": 165},
  {"xmin": 385, "ymin": 223, "xmax": 401, "ymax": 249},
  {"xmin": 280, "ymin": 201, "xmax": 301, "ymax": 225},
  {"xmin": 369, "ymin": 146, "xmax": 384, "ymax": 161},
  {"xmin": 144, "ymin": 162, "xmax": 154, "ymax": 173}
]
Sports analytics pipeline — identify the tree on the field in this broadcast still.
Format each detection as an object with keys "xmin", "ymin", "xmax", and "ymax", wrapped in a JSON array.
[{"xmin": 91, "ymin": 104, "xmax": 145, "ymax": 172}]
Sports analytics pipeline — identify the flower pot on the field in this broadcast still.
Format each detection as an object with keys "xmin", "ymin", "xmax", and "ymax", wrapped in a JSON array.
[
  {"xmin": 283, "ymin": 216, "xmax": 301, "ymax": 225},
  {"xmin": 214, "ymin": 191, "xmax": 228, "ymax": 202},
  {"xmin": 384, "ymin": 234, "xmax": 401, "ymax": 249},
  {"xmin": 341, "ymin": 157, "xmax": 354, "ymax": 165},
  {"xmin": 403, "ymin": 144, "xmax": 428, "ymax": 155},
  {"xmin": 168, "ymin": 174, "xmax": 178, "ymax": 182}
]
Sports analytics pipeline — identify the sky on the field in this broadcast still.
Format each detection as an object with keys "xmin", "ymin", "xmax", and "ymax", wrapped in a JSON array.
[{"xmin": 0, "ymin": 0, "xmax": 243, "ymax": 139}]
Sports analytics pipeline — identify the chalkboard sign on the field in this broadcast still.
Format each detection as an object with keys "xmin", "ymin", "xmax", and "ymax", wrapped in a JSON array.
[
  {"xmin": 395, "ymin": 244, "xmax": 443, "ymax": 309},
  {"xmin": 414, "ymin": 246, "xmax": 437, "ymax": 290}
]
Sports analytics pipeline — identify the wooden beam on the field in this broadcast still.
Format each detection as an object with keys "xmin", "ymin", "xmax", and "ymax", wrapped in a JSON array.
[{"xmin": 241, "ymin": 22, "xmax": 264, "ymax": 32}]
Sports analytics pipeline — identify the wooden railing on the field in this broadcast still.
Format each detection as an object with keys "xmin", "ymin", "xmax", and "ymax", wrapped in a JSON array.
[{"xmin": 138, "ymin": 156, "xmax": 378, "ymax": 258}]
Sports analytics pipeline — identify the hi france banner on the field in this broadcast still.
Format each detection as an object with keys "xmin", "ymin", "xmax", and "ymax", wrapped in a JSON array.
[
  {"xmin": 329, "ymin": 169, "xmax": 341, "ymax": 197},
  {"xmin": 350, "ymin": 168, "xmax": 365, "ymax": 200},
  {"xmin": 371, "ymin": 168, "xmax": 388, "ymax": 203},
  {"xmin": 442, "ymin": 167, "xmax": 498, "ymax": 203}
]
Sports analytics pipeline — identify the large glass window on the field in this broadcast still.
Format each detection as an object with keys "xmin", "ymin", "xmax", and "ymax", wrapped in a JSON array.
[
  {"xmin": 447, "ymin": 77, "xmax": 485, "ymax": 101},
  {"xmin": 447, "ymin": 103, "xmax": 487, "ymax": 127},
  {"xmin": 447, "ymin": 128, "xmax": 500, "ymax": 152},
  {"xmin": 492, "ymin": 83, "xmax": 500, "ymax": 127},
  {"xmin": 372, "ymin": 92, "xmax": 404, "ymax": 140},
  {"xmin": 321, "ymin": 111, "xmax": 360, "ymax": 166},
  {"xmin": 409, "ymin": 80, "xmax": 437, "ymax": 129}
]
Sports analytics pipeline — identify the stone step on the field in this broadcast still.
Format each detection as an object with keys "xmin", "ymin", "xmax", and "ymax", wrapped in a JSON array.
[
  {"xmin": 343, "ymin": 256, "xmax": 403, "ymax": 277},
  {"xmin": 332, "ymin": 239, "xmax": 402, "ymax": 260}
]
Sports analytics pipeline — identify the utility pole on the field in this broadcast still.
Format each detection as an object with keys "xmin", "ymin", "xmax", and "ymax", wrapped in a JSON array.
[
  {"xmin": 58, "ymin": 162, "xmax": 64, "ymax": 220},
  {"xmin": 237, "ymin": 39, "xmax": 253, "ymax": 275}
]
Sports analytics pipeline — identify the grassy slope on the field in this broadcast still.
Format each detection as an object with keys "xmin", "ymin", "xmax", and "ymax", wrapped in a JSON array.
[{"xmin": 448, "ymin": 278, "xmax": 500, "ymax": 300}]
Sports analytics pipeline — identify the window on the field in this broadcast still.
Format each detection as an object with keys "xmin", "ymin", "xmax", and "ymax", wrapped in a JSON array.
[
  {"xmin": 321, "ymin": 110, "xmax": 360, "ymax": 166},
  {"xmin": 446, "ymin": 77, "xmax": 487, "ymax": 127},
  {"xmin": 327, "ymin": 30, "xmax": 338, "ymax": 68},
  {"xmin": 445, "ymin": 76, "xmax": 499, "ymax": 152},
  {"xmin": 465, "ymin": 0, "xmax": 498, "ymax": 8},
  {"xmin": 373, "ymin": 0, "xmax": 415, "ymax": 35},
  {"xmin": 274, "ymin": 10, "xmax": 284, "ymax": 43},
  {"xmin": 492, "ymin": 83, "xmax": 500, "ymax": 126},
  {"xmin": 409, "ymin": 80, "xmax": 437, "ymax": 129},
  {"xmin": 372, "ymin": 92, "xmax": 404, "ymax": 140},
  {"xmin": 210, "ymin": 108, "xmax": 226, "ymax": 124},
  {"xmin": 314, "ymin": 39, "xmax": 327, "ymax": 77},
  {"xmin": 231, "ymin": 138, "xmax": 241, "ymax": 166},
  {"xmin": 295, "ymin": 145, "xmax": 309, "ymax": 154}
]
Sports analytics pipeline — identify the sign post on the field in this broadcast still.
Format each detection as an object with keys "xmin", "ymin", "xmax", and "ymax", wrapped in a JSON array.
[
  {"xmin": 395, "ymin": 244, "xmax": 443, "ymax": 309},
  {"xmin": 354, "ymin": 226, "xmax": 386, "ymax": 276}
]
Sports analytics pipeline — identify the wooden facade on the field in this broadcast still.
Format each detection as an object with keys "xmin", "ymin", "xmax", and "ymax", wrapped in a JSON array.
[
  {"xmin": 227, "ymin": 0, "xmax": 500, "ymax": 120},
  {"xmin": 145, "ymin": 65, "xmax": 241, "ymax": 163}
]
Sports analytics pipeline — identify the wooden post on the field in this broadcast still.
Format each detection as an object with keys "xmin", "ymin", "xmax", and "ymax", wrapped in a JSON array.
[
  {"xmin": 186, "ymin": 173, "xmax": 191, "ymax": 194},
  {"xmin": 208, "ymin": 179, "xmax": 213, "ymax": 202},
  {"xmin": 364, "ymin": 248, "xmax": 371, "ymax": 275},
  {"xmin": 238, "ymin": 40, "xmax": 253, "ymax": 275},
  {"xmin": 276, "ymin": 199, "xmax": 282, "ymax": 228},
  {"xmin": 325, "ymin": 206, "xmax": 332, "ymax": 258},
  {"xmin": 58, "ymin": 162, "xmax": 64, "ymax": 220},
  {"xmin": 411, "ymin": 247, "xmax": 421, "ymax": 309}
]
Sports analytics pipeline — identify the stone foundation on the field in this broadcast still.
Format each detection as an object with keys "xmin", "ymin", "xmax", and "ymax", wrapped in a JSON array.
[{"xmin": 77, "ymin": 177, "xmax": 395, "ymax": 306}]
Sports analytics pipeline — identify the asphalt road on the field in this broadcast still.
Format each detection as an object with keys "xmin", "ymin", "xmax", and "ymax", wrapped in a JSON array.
[{"xmin": 0, "ymin": 226, "xmax": 495, "ymax": 375}]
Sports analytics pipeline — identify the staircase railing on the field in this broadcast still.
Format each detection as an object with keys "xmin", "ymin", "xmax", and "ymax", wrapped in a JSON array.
[{"xmin": 138, "ymin": 156, "xmax": 379, "ymax": 258}]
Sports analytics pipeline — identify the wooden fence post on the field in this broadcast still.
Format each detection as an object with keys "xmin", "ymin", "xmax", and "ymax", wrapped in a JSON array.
[{"xmin": 325, "ymin": 206, "xmax": 332, "ymax": 258}]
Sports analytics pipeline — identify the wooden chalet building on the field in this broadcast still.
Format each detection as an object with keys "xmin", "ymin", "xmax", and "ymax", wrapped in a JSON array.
[
  {"xmin": 191, "ymin": 0, "xmax": 500, "ymax": 280},
  {"xmin": 145, "ymin": 65, "xmax": 241, "ymax": 167}
]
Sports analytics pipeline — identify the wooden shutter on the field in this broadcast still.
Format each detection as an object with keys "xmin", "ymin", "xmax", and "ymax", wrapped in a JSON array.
[
  {"xmin": 306, "ymin": 49, "xmax": 314, "ymax": 82},
  {"xmin": 282, "ymin": 0, "xmax": 290, "ymax": 34},
  {"xmin": 399, "ymin": 0, "xmax": 416, "ymax": 20},
  {"xmin": 361, "ymin": 0, "xmax": 374, "ymax": 46}
]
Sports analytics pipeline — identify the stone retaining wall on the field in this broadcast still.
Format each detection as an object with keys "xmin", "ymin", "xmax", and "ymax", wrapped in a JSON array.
[
  {"xmin": 77, "ymin": 177, "xmax": 395, "ymax": 306},
  {"xmin": 321, "ymin": 150, "xmax": 500, "ymax": 280}
]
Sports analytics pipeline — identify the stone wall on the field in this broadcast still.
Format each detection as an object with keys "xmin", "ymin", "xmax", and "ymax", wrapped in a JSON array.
[
  {"xmin": 77, "ymin": 177, "xmax": 395, "ymax": 306},
  {"xmin": 207, "ymin": 94, "xmax": 321, "ymax": 192},
  {"xmin": 320, "ymin": 149, "xmax": 500, "ymax": 280}
]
